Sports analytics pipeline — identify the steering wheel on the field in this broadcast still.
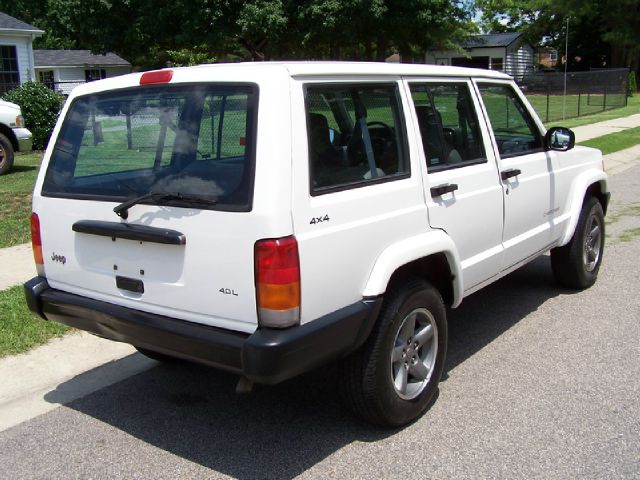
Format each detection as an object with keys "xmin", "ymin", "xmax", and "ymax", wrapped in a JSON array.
[{"xmin": 366, "ymin": 121, "xmax": 393, "ymax": 132}]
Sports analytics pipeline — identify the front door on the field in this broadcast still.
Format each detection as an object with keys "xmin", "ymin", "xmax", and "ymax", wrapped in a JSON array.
[
  {"xmin": 475, "ymin": 81, "xmax": 558, "ymax": 269},
  {"xmin": 407, "ymin": 79, "xmax": 504, "ymax": 293}
]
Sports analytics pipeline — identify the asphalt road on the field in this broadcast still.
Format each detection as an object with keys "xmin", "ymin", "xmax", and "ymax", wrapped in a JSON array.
[{"xmin": 1, "ymin": 165, "xmax": 639, "ymax": 479}]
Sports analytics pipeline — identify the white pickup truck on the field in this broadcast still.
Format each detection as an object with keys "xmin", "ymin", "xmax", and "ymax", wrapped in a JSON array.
[
  {"xmin": 24, "ymin": 62, "xmax": 609, "ymax": 427},
  {"xmin": 0, "ymin": 99, "xmax": 32, "ymax": 174}
]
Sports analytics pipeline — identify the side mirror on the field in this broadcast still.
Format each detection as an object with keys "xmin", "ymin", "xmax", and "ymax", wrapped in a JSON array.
[{"xmin": 545, "ymin": 127, "xmax": 575, "ymax": 152}]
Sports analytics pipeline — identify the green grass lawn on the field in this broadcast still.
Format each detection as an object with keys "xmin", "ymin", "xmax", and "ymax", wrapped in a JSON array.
[
  {"xmin": 578, "ymin": 126, "xmax": 640, "ymax": 154},
  {"xmin": 0, "ymin": 152, "xmax": 42, "ymax": 248},
  {"xmin": 0, "ymin": 285, "xmax": 69, "ymax": 358}
]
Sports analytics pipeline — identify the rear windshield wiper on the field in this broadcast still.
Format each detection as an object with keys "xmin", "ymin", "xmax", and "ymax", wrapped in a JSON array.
[{"xmin": 114, "ymin": 192, "xmax": 218, "ymax": 219}]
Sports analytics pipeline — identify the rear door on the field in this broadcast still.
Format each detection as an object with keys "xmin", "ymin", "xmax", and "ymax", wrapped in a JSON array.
[
  {"xmin": 407, "ymin": 79, "xmax": 504, "ymax": 293},
  {"xmin": 290, "ymin": 79, "xmax": 427, "ymax": 323},
  {"xmin": 34, "ymin": 81, "xmax": 274, "ymax": 333}
]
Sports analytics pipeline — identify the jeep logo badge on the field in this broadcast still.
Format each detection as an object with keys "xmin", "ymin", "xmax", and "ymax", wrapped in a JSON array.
[{"xmin": 51, "ymin": 253, "xmax": 67, "ymax": 265}]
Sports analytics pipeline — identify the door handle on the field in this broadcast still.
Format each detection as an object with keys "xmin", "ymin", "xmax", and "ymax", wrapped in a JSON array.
[
  {"xmin": 430, "ymin": 183, "xmax": 458, "ymax": 197},
  {"xmin": 501, "ymin": 168, "xmax": 521, "ymax": 180}
]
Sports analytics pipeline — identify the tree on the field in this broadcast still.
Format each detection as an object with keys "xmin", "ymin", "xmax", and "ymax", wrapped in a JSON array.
[
  {"xmin": 2, "ymin": 0, "xmax": 475, "ymax": 67},
  {"xmin": 476, "ymin": 0, "xmax": 640, "ymax": 71},
  {"xmin": 0, "ymin": 0, "xmax": 75, "ymax": 48}
]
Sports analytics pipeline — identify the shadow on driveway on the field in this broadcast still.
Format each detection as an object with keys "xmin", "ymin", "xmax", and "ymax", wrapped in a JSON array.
[{"xmin": 44, "ymin": 256, "xmax": 570, "ymax": 479}]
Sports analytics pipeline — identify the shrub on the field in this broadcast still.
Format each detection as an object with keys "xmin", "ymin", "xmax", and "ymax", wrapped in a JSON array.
[
  {"xmin": 2, "ymin": 82, "xmax": 64, "ymax": 150},
  {"xmin": 628, "ymin": 71, "xmax": 637, "ymax": 97}
]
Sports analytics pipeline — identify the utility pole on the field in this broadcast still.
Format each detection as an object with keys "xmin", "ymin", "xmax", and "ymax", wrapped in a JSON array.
[{"xmin": 563, "ymin": 16, "xmax": 569, "ymax": 121}]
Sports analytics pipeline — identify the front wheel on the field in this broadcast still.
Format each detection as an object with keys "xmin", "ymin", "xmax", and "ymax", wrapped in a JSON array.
[
  {"xmin": 340, "ymin": 278, "xmax": 447, "ymax": 427},
  {"xmin": 0, "ymin": 133, "xmax": 15, "ymax": 175},
  {"xmin": 551, "ymin": 196, "xmax": 605, "ymax": 289}
]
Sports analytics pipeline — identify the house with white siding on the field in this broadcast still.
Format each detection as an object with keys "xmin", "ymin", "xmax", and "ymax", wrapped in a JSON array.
[
  {"xmin": 0, "ymin": 12, "xmax": 43, "ymax": 94},
  {"xmin": 425, "ymin": 32, "xmax": 535, "ymax": 81},
  {"xmin": 34, "ymin": 50, "xmax": 131, "ymax": 95}
]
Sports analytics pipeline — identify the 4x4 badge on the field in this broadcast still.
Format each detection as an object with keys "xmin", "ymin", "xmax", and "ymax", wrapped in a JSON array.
[{"xmin": 310, "ymin": 214, "xmax": 330, "ymax": 225}]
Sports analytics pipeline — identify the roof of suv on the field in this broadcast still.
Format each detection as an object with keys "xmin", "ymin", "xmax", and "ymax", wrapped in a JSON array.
[
  {"xmin": 68, "ymin": 61, "xmax": 511, "ymax": 98},
  {"xmin": 186, "ymin": 61, "xmax": 511, "ymax": 79}
]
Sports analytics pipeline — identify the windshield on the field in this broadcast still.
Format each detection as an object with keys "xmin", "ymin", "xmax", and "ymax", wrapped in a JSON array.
[{"xmin": 43, "ymin": 84, "xmax": 258, "ymax": 211}]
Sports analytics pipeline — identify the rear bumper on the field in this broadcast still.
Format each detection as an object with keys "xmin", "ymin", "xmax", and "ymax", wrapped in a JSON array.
[
  {"xmin": 13, "ymin": 127, "xmax": 32, "ymax": 152},
  {"xmin": 24, "ymin": 276, "xmax": 382, "ymax": 385}
]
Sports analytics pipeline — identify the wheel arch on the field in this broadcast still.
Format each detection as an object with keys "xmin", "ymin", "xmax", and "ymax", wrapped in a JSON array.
[
  {"xmin": 362, "ymin": 230, "xmax": 463, "ymax": 308},
  {"xmin": 559, "ymin": 171, "xmax": 608, "ymax": 247},
  {"xmin": 0, "ymin": 124, "xmax": 19, "ymax": 151}
]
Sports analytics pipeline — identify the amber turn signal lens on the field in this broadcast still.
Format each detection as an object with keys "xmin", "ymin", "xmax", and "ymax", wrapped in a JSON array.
[
  {"xmin": 30, "ymin": 212, "xmax": 44, "ymax": 268},
  {"xmin": 255, "ymin": 236, "xmax": 301, "ymax": 327}
]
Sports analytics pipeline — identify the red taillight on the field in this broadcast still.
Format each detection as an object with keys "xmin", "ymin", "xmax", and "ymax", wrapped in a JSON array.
[
  {"xmin": 30, "ymin": 212, "xmax": 45, "ymax": 276},
  {"xmin": 140, "ymin": 70, "xmax": 173, "ymax": 85},
  {"xmin": 255, "ymin": 236, "xmax": 301, "ymax": 328}
]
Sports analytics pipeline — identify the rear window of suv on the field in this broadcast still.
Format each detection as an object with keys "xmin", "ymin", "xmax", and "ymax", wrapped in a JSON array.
[{"xmin": 43, "ymin": 84, "xmax": 258, "ymax": 211}]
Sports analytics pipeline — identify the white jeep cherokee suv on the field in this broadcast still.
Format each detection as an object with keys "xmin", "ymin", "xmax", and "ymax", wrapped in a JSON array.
[
  {"xmin": 25, "ymin": 63, "xmax": 609, "ymax": 427},
  {"xmin": 0, "ymin": 99, "xmax": 32, "ymax": 174}
]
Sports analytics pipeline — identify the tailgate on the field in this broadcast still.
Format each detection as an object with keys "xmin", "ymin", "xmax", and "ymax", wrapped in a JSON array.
[{"xmin": 38, "ymin": 200, "xmax": 259, "ymax": 332}]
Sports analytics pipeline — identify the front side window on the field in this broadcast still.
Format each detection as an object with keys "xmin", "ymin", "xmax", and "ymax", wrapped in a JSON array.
[
  {"xmin": 410, "ymin": 82, "xmax": 485, "ymax": 171},
  {"xmin": 43, "ymin": 84, "xmax": 257, "ymax": 211},
  {"xmin": 477, "ymin": 83, "xmax": 543, "ymax": 158},
  {"xmin": 306, "ymin": 84, "xmax": 409, "ymax": 193}
]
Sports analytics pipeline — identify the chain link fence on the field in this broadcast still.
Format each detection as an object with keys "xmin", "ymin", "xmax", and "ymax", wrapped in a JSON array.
[{"xmin": 518, "ymin": 68, "xmax": 629, "ymax": 123}]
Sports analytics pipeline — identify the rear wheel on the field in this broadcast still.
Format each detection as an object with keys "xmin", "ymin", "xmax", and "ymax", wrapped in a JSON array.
[
  {"xmin": 0, "ymin": 133, "xmax": 15, "ymax": 175},
  {"xmin": 551, "ymin": 196, "xmax": 605, "ymax": 289},
  {"xmin": 340, "ymin": 278, "xmax": 447, "ymax": 427}
]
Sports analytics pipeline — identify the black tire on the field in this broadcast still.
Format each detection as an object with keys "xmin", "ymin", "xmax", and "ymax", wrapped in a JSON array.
[
  {"xmin": 340, "ymin": 278, "xmax": 447, "ymax": 427},
  {"xmin": 135, "ymin": 346, "xmax": 181, "ymax": 363},
  {"xmin": 551, "ymin": 196, "xmax": 605, "ymax": 289},
  {"xmin": 0, "ymin": 133, "xmax": 15, "ymax": 175}
]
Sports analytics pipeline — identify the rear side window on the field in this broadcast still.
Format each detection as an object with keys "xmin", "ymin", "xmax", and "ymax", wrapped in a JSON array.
[
  {"xmin": 306, "ymin": 84, "xmax": 409, "ymax": 194},
  {"xmin": 410, "ymin": 82, "xmax": 485, "ymax": 171},
  {"xmin": 43, "ymin": 85, "xmax": 257, "ymax": 211},
  {"xmin": 477, "ymin": 83, "xmax": 543, "ymax": 158}
]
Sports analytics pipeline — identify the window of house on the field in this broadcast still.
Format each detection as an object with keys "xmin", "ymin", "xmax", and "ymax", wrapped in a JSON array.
[
  {"xmin": 491, "ymin": 58, "xmax": 504, "ymax": 71},
  {"xmin": 305, "ymin": 84, "xmax": 409, "ymax": 193},
  {"xmin": 0, "ymin": 46, "xmax": 20, "ymax": 95},
  {"xmin": 477, "ymin": 83, "xmax": 543, "ymax": 157},
  {"xmin": 85, "ymin": 69, "xmax": 106, "ymax": 82},
  {"xmin": 410, "ymin": 83, "xmax": 485, "ymax": 171},
  {"xmin": 39, "ymin": 70, "xmax": 55, "ymax": 90}
]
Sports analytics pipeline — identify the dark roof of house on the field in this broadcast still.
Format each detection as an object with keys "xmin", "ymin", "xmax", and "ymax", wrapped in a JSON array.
[
  {"xmin": 0, "ymin": 12, "xmax": 44, "ymax": 32},
  {"xmin": 34, "ymin": 50, "xmax": 131, "ymax": 67},
  {"xmin": 461, "ymin": 32, "xmax": 524, "ymax": 49}
]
